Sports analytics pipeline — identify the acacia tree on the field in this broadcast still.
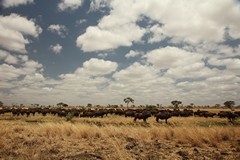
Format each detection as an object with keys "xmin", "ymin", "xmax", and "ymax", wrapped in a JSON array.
[
  {"xmin": 57, "ymin": 102, "xmax": 68, "ymax": 107},
  {"xmin": 171, "ymin": 100, "xmax": 182, "ymax": 109},
  {"xmin": 124, "ymin": 97, "xmax": 134, "ymax": 107},
  {"xmin": 224, "ymin": 101, "xmax": 235, "ymax": 110}
]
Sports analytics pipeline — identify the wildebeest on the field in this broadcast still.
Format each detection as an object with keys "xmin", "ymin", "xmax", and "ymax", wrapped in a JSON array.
[
  {"xmin": 194, "ymin": 110, "xmax": 216, "ymax": 118},
  {"xmin": 155, "ymin": 111, "xmax": 172, "ymax": 123},
  {"xmin": 218, "ymin": 111, "xmax": 238, "ymax": 122},
  {"xmin": 133, "ymin": 111, "xmax": 152, "ymax": 122},
  {"xmin": 125, "ymin": 110, "xmax": 136, "ymax": 117}
]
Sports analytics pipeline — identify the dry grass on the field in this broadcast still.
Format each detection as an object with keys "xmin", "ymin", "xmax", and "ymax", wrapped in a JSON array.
[{"xmin": 0, "ymin": 112, "xmax": 240, "ymax": 160}]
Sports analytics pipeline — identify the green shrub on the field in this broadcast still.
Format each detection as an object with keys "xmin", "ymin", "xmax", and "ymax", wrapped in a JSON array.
[{"xmin": 66, "ymin": 112, "xmax": 74, "ymax": 122}]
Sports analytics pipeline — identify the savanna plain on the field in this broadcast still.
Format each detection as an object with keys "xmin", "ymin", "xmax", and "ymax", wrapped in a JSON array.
[{"xmin": 0, "ymin": 107, "xmax": 240, "ymax": 160}]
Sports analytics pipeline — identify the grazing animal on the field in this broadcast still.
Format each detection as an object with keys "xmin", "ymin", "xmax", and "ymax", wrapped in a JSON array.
[
  {"xmin": 155, "ymin": 111, "xmax": 172, "ymax": 123},
  {"xmin": 218, "ymin": 111, "xmax": 238, "ymax": 122},
  {"xmin": 134, "ymin": 111, "xmax": 151, "ymax": 122},
  {"xmin": 194, "ymin": 110, "xmax": 216, "ymax": 118},
  {"xmin": 125, "ymin": 110, "xmax": 136, "ymax": 117}
]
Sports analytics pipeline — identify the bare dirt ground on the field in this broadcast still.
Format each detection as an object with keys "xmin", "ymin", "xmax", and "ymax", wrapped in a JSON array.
[{"xmin": 0, "ymin": 113, "xmax": 240, "ymax": 160}]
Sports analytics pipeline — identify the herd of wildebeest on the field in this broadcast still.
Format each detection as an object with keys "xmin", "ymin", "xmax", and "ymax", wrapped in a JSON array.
[{"xmin": 0, "ymin": 106, "xmax": 240, "ymax": 124}]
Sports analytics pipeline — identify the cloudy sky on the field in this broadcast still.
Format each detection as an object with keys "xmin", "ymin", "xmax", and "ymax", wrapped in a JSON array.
[{"xmin": 0, "ymin": 0, "xmax": 240, "ymax": 106}]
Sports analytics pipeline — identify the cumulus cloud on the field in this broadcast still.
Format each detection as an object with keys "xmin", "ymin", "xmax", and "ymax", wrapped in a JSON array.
[
  {"xmin": 48, "ymin": 24, "xmax": 68, "ymax": 38},
  {"xmin": 0, "ymin": 49, "xmax": 18, "ymax": 64},
  {"xmin": 76, "ymin": 24, "xmax": 145, "ymax": 52},
  {"xmin": 144, "ymin": 46, "xmax": 203, "ymax": 69},
  {"xmin": 89, "ymin": 0, "xmax": 110, "ymax": 12},
  {"xmin": 82, "ymin": 58, "xmax": 118, "ymax": 76},
  {"xmin": 77, "ymin": 0, "xmax": 240, "ymax": 52},
  {"xmin": 1, "ymin": 0, "xmax": 34, "ymax": 8},
  {"xmin": 125, "ymin": 50, "xmax": 142, "ymax": 58},
  {"xmin": 208, "ymin": 57, "xmax": 240, "ymax": 74},
  {"xmin": 0, "ymin": 50, "xmax": 8, "ymax": 60},
  {"xmin": 147, "ymin": 24, "xmax": 166, "ymax": 43},
  {"xmin": 58, "ymin": 0, "xmax": 84, "ymax": 11},
  {"xmin": 0, "ymin": 63, "xmax": 22, "ymax": 81},
  {"xmin": 0, "ymin": 13, "xmax": 42, "ymax": 53},
  {"xmin": 0, "ymin": 50, "xmax": 46, "ymax": 104},
  {"xmin": 50, "ymin": 44, "xmax": 63, "ymax": 54},
  {"xmin": 4, "ymin": 54, "xmax": 19, "ymax": 64},
  {"xmin": 0, "ymin": 54, "xmax": 43, "ymax": 82}
]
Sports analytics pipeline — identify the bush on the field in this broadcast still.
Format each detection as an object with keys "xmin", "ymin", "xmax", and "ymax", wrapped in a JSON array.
[
  {"xmin": 66, "ymin": 112, "xmax": 74, "ymax": 122},
  {"xmin": 145, "ymin": 105, "xmax": 157, "ymax": 110}
]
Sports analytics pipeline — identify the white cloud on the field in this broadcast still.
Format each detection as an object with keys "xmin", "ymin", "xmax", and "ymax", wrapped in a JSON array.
[
  {"xmin": 18, "ymin": 55, "xmax": 29, "ymax": 62},
  {"xmin": 89, "ymin": 0, "xmax": 110, "ymax": 12},
  {"xmin": 0, "ymin": 64, "xmax": 22, "ymax": 81},
  {"xmin": 82, "ymin": 58, "xmax": 118, "ymax": 76},
  {"xmin": 77, "ymin": 0, "xmax": 240, "ymax": 52},
  {"xmin": 0, "ymin": 49, "xmax": 18, "ymax": 64},
  {"xmin": 50, "ymin": 44, "xmax": 63, "ymax": 54},
  {"xmin": 144, "ymin": 46, "xmax": 203, "ymax": 69},
  {"xmin": 0, "ymin": 50, "xmax": 8, "ymax": 60},
  {"xmin": 22, "ymin": 73, "xmax": 45, "ymax": 84},
  {"xmin": 113, "ymin": 62, "xmax": 159, "ymax": 83},
  {"xmin": 48, "ymin": 24, "xmax": 68, "ymax": 38},
  {"xmin": 125, "ymin": 50, "xmax": 142, "ymax": 58},
  {"xmin": 142, "ymin": 0, "xmax": 240, "ymax": 44},
  {"xmin": 165, "ymin": 63, "xmax": 218, "ymax": 80},
  {"xmin": 22, "ymin": 60, "xmax": 43, "ymax": 75},
  {"xmin": 58, "ymin": 0, "xmax": 84, "ymax": 11},
  {"xmin": 208, "ymin": 57, "xmax": 240, "ymax": 74},
  {"xmin": 5, "ymin": 54, "xmax": 18, "ymax": 64},
  {"xmin": 186, "ymin": 43, "xmax": 240, "ymax": 59},
  {"xmin": 0, "ymin": 13, "xmax": 42, "ymax": 53},
  {"xmin": 144, "ymin": 46, "xmax": 221, "ymax": 80},
  {"xmin": 1, "ymin": 0, "xmax": 34, "ymax": 8},
  {"xmin": 76, "ymin": 24, "xmax": 145, "ymax": 52},
  {"xmin": 147, "ymin": 24, "xmax": 166, "ymax": 43}
]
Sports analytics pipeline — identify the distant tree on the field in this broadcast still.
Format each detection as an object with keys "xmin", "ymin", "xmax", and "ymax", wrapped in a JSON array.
[
  {"xmin": 57, "ymin": 102, "xmax": 68, "ymax": 107},
  {"xmin": 124, "ymin": 97, "xmax": 134, "ymax": 107},
  {"xmin": 57, "ymin": 102, "xmax": 64, "ymax": 106},
  {"xmin": 171, "ymin": 100, "xmax": 182, "ymax": 109},
  {"xmin": 0, "ymin": 101, "xmax": 3, "ymax": 107},
  {"xmin": 63, "ymin": 103, "xmax": 68, "ymax": 107},
  {"xmin": 87, "ymin": 103, "xmax": 92, "ymax": 107},
  {"xmin": 224, "ymin": 101, "xmax": 235, "ymax": 110},
  {"xmin": 215, "ymin": 104, "xmax": 221, "ymax": 107}
]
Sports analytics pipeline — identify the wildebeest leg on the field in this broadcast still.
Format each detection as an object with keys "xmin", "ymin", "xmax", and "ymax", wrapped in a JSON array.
[
  {"xmin": 156, "ymin": 117, "xmax": 159, "ymax": 122},
  {"xmin": 165, "ymin": 118, "xmax": 168, "ymax": 124},
  {"xmin": 134, "ymin": 117, "xmax": 137, "ymax": 121},
  {"xmin": 143, "ymin": 118, "xmax": 147, "ymax": 122}
]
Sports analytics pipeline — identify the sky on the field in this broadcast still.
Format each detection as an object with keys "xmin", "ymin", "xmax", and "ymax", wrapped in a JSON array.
[{"xmin": 0, "ymin": 0, "xmax": 240, "ymax": 106}]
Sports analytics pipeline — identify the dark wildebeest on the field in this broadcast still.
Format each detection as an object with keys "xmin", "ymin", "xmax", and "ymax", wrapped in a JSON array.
[
  {"xmin": 125, "ymin": 110, "xmax": 136, "ymax": 117},
  {"xmin": 218, "ymin": 111, "xmax": 238, "ymax": 122},
  {"xmin": 194, "ymin": 110, "xmax": 216, "ymax": 118},
  {"xmin": 134, "ymin": 111, "xmax": 152, "ymax": 122},
  {"xmin": 155, "ymin": 111, "xmax": 172, "ymax": 124}
]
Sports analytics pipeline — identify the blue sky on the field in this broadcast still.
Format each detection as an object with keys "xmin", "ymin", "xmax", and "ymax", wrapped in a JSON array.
[{"xmin": 0, "ymin": 0, "xmax": 240, "ymax": 106}]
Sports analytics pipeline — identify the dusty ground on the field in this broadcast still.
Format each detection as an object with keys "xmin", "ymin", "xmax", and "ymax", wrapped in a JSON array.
[{"xmin": 0, "ymin": 113, "xmax": 239, "ymax": 160}]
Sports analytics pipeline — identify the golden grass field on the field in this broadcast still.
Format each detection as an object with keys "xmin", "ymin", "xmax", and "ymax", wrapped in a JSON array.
[{"xmin": 0, "ymin": 108, "xmax": 240, "ymax": 160}]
